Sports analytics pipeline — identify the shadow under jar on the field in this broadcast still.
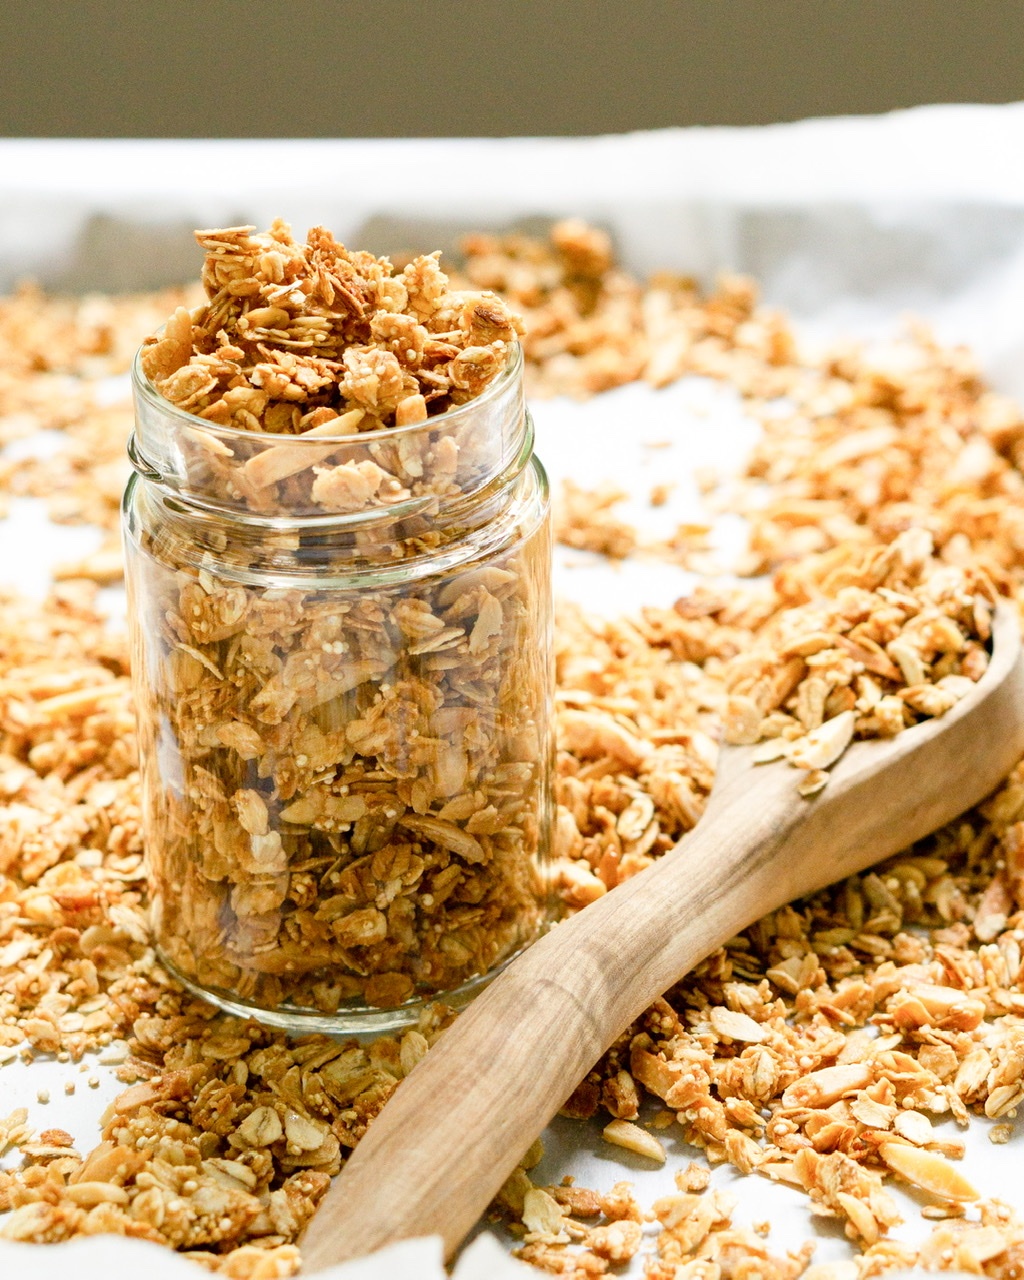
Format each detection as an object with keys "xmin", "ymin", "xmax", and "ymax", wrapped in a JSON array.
[{"xmin": 123, "ymin": 344, "xmax": 554, "ymax": 1033}]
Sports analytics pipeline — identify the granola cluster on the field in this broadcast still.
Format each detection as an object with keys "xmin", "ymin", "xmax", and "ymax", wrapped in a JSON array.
[
  {"xmin": 4, "ymin": 225, "xmax": 1024, "ymax": 1277},
  {"xmin": 553, "ymin": 481, "xmax": 639, "ymax": 561}
]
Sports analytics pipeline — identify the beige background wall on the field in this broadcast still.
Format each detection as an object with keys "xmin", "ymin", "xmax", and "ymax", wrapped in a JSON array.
[{"xmin": 1, "ymin": 1, "xmax": 1023, "ymax": 137}]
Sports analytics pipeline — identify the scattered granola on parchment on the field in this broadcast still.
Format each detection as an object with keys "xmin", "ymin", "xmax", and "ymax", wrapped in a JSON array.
[
  {"xmin": 3, "ymin": 223, "xmax": 1024, "ymax": 1275},
  {"xmin": 461, "ymin": 220, "xmax": 796, "ymax": 402},
  {"xmin": 0, "ymin": 281, "xmax": 200, "ymax": 543},
  {"xmin": 554, "ymin": 480, "xmax": 639, "ymax": 560}
]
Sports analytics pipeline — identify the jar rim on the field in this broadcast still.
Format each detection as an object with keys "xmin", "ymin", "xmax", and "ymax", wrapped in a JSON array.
[{"xmin": 130, "ymin": 339, "xmax": 524, "ymax": 446}]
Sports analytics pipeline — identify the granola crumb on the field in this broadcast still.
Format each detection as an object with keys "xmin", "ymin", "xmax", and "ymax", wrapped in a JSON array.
[{"xmin": 676, "ymin": 1163, "xmax": 712, "ymax": 1194}]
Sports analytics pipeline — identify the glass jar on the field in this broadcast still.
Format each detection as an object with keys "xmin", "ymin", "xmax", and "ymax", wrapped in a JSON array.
[{"xmin": 122, "ymin": 343, "xmax": 553, "ymax": 1033}]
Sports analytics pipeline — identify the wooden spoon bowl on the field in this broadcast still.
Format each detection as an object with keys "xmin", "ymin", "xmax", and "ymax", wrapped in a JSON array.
[{"xmin": 301, "ymin": 603, "xmax": 1024, "ymax": 1271}]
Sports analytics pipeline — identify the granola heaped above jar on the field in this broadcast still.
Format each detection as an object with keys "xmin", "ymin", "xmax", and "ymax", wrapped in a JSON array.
[
  {"xmin": 141, "ymin": 221, "xmax": 523, "ymax": 430},
  {"xmin": 123, "ymin": 224, "xmax": 553, "ymax": 1029}
]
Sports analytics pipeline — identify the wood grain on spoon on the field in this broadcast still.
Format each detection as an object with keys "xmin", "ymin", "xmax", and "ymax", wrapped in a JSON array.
[{"xmin": 301, "ymin": 603, "xmax": 1024, "ymax": 1272}]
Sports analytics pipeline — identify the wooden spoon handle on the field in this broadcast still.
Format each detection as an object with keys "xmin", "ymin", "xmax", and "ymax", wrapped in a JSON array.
[{"xmin": 300, "ymin": 780, "xmax": 800, "ymax": 1271}]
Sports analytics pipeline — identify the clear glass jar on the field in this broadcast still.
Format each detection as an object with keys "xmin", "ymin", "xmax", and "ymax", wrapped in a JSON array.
[{"xmin": 122, "ymin": 344, "xmax": 554, "ymax": 1033}]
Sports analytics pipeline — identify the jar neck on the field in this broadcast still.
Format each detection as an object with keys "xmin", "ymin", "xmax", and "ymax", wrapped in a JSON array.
[
  {"xmin": 131, "ymin": 407, "xmax": 535, "ymax": 547},
  {"xmin": 129, "ymin": 343, "xmax": 528, "ymax": 529},
  {"xmin": 125, "ymin": 449, "xmax": 548, "ymax": 589}
]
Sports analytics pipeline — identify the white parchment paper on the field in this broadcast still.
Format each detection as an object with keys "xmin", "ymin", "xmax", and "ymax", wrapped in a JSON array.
[{"xmin": 2, "ymin": 106, "xmax": 1024, "ymax": 1277}]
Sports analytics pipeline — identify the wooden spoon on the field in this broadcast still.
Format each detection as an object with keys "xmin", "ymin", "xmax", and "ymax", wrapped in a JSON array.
[{"xmin": 301, "ymin": 603, "xmax": 1024, "ymax": 1271}]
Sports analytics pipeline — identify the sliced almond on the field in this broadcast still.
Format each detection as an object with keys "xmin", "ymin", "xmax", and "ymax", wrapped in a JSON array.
[
  {"xmin": 602, "ymin": 1119, "xmax": 666, "ymax": 1164},
  {"xmin": 788, "ymin": 710, "xmax": 855, "ymax": 771},
  {"xmin": 243, "ymin": 407, "xmax": 364, "ymax": 488},
  {"xmin": 879, "ymin": 1141, "xmax": 979, "ymax": 1201},
  {"xmin": 522, "ymin": 1187, "xmax": 567, "ymax": 1237},
  {"xmin": 781, "ymin": 1062, "xmax": 872, "ymax": 1109},
  {"xmin": 709, "ymin": 1006, "xmax": 766, "ymax": 1043}
]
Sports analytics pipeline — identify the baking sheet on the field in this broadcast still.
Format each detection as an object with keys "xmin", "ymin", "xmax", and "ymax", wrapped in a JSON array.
[{"xmin": 4, "ymin": 106, "xmax": 1024, "ymax": 1277}]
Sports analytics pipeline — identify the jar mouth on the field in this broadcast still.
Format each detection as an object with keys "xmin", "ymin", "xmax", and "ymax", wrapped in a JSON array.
[{"xmin": 130, "ymin": 340, "xmax": 524, "ymax": 446}]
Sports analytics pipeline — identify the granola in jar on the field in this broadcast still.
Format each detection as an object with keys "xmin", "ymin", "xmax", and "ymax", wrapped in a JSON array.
[{"xmin": 122, "ymin": 225, "xmax": 554, "ymax": 1030}]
